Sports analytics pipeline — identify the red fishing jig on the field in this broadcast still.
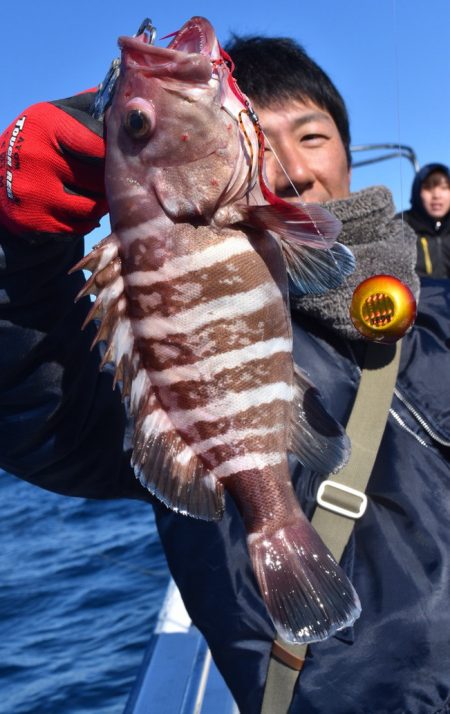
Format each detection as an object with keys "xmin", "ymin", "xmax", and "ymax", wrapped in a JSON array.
[{"xmin": 350, "ymin": 275, "xmax": 417, "ymax": 343}]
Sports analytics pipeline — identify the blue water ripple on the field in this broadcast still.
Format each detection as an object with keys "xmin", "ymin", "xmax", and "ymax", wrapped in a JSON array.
[{"xmin": 0, "ymin": 471, "xmax": 169, "ymax": 713}]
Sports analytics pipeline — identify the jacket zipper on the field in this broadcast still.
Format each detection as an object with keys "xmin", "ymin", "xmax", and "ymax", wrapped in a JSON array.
[
  {"xmin": 394, "ymin": 387, "xmax": 450, "ymax": 447},
  {"xmin": 389, "ymin": 406, "xmax": 429, "ymax": 447},
  {"xmin": 420, "ymin": 236, "xmax": 433, "ymax": 275},
  {"xmin": 345, "ymin": 342, "xmax": 450, "ymax": 448}
]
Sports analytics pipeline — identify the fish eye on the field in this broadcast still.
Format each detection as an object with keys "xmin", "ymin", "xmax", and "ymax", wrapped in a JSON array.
[{"xmin": 124, "ymin": 109, "xmax": 153, "ymax": 139}]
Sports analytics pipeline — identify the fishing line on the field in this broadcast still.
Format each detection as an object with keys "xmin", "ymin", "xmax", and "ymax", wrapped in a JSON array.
[
  {"xmin": 262, "ymin": 133, "xmax": 303, "ymax": 202},
  {"xmin": 392, "ymin": 0, "xmax": 406, "ymax": 230},
  {"xmin": 261, "ymin": 131, "xmax": 330, "ymax": 252},
  {"xmin": 262, "ymin": 1, "xmax": 408, "ymax": 257}
]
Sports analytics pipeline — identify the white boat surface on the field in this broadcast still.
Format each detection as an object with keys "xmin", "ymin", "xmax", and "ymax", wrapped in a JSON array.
[{"xmin": 124, "ymin": 579, "xmax": 239, "ymax": 713}]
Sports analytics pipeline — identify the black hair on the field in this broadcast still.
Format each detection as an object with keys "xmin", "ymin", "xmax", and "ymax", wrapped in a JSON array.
[
  {"xmin": 224, "ymin": 35, "xmax": 351, "ymax": 166},
  {"xmin": 421, "ymin": 169, "xmax": 450, "ymax": 190}
]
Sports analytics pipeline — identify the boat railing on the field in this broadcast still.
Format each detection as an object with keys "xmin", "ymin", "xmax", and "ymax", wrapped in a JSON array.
[
  {"xmin": 124, "ymin": 580, "xmax": 239, "ymax": 714},
  {"xmin": 351, "ymin": 143, "xmax": 420, "ymax": 172}
]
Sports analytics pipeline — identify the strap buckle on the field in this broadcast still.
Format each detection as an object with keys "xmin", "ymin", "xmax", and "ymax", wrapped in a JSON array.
[{"xmin": 316, "ymin": 480, "xmax": 368, "ymax": 519}]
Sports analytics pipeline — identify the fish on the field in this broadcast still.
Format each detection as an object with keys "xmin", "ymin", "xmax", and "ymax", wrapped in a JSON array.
[{"xmin": 73, "ymin": 16, "xmax": 360, "ymax": 643}]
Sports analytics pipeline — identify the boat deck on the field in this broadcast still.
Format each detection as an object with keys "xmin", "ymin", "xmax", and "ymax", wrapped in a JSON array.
[{"xmin": 124, "ymin": 581, "xmax": 239, "ymax": 713}]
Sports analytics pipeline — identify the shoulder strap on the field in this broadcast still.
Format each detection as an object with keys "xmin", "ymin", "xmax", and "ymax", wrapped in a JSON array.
[{"xmin": 260, "ymin": 341, "xmax": 402, "ymax": 714}]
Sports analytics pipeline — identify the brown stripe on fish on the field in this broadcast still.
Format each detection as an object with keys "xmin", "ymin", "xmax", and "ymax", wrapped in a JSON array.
[
  {"xmin": 108, "ymin": 195, "xmax": 166, "ymax": 234},
  {"xmin": 120, "ymin": 234, "xmax": 169, "ymax": 273},
  {"xmin": 131, "ymin": 378, "xmax": 290, "ymax": 452},
  {"xmin": 119, "ymin": 222, "xmax": 244, "ymax": 261},
  {"xmin": 129, "ymin": 361, "xmax": 290, "ymax": 449},
  {"xmin": 172, "ymin": 423, "xmax": 285, "ymax": 461},
  {"xmin": 124, "ymin": 246, "xmax": 269, "ymax": 318},
  {"xmin": 129, "ymin": 281, "xmax": 283, "ymax": 342},
  {"xmin": 173, "ymin": 390, "xmax": 291, "ymax": 443},
  {"xmin": 195, "ymin": 432, "xmax": 287, "ymax": 471},
  {"xmin": 147, "ymin": 336, "xmax": 292, "ymax": 387},
  {"xmin": 124, "ymin": 250, "xmax": 269, "ymax": 318},
  {"xmin": 154, "ymin": 352, "xmax": 292, "ymax": 412},
  {"xmin": 124, "ymin": 233, "xmax": 254, "ymax": 289},
  {"xmin": 133, "ymin": 302, "xmax": 290, "ymax": 371},
  {"xmin": 165, "ymin": 380, "xmax": 292, "ymax": 432}
]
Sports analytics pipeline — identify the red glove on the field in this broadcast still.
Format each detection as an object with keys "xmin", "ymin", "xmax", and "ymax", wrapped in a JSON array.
[{"xmin": 0, "ymin": 90, "xmax": 107, "ymax": 240}]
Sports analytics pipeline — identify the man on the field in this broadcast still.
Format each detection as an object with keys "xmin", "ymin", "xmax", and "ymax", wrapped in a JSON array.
[
  {"xmin": 1, "ymin": 34, "xmax": 449, "ymax": 714},
  {"xmin": 400, "ymin": 162, "xmax": 450, "ymax": 277}
]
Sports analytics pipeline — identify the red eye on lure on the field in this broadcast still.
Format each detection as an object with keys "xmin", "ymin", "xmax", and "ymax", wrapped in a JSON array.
[{"xmin": 350, "ymin": 275, "xmax": 417, "ymax": 343}]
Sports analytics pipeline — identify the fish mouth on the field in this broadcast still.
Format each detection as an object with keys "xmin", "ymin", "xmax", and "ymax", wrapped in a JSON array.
[
  {"xmin": 118, "ymin": 16, "xmax": 219, "ymax": 80},
  {"xmin": 168, "ymin": 16, "xmax": 218, "ymax": 56}
]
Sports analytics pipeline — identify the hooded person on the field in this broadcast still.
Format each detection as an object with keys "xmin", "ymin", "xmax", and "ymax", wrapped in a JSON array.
[{"xmin": 399, "ymin": 162, "xmax": 450, "ymax": 278}]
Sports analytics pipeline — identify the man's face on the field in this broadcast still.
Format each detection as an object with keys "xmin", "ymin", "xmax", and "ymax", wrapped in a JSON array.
[
  {"xmin": 420, "ymin": 172, "xmax": 450, "ymax": 219},
  {"xmin": 255, "ymin": 99, "xmax": 351, "ymax": 204}
]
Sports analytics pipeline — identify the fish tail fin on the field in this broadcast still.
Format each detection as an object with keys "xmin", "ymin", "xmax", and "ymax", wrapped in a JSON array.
[{"xmin": 247, "ymin": 517, "xmax": 361, "ymax": 643}]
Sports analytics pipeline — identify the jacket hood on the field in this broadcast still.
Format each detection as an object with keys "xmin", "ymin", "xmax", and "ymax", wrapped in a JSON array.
[{"xmin": 409, "ymin": 163, "xmax": 450, "ymax": 229}]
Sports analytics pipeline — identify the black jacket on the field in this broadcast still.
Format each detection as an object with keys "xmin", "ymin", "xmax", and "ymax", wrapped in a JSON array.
[
  {"xmin": 1, "ymin": 225, "xmax": 450, "ymax": 713},
  {"xmin": 153, "ymin": 280, "xmax": 450, "ymax": 714},
  {"xmin": 400, "ymin": 163, "xmax": 450, "ymax": 278}
]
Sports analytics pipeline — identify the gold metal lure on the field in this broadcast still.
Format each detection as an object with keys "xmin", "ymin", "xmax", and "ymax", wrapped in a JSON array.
[{"xmin": 350, "ymin": 275, "xmax": 417, "ymax": 343}]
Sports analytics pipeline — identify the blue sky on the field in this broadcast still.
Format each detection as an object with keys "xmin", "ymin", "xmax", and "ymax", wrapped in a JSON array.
[{"xmin": 3, "ymin": 0, "xmax": 449, "ymax": 217}]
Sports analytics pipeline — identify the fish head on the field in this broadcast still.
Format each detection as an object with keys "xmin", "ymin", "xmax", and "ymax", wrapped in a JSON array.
[{"xmin": 106, "ymin": 17, "xmax": 259, "ymax": 224}]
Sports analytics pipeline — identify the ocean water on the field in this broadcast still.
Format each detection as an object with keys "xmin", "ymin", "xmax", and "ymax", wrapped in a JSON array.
[{"xmin": 0, "ymin": 471, "xmax": 169, "ymax": 713}]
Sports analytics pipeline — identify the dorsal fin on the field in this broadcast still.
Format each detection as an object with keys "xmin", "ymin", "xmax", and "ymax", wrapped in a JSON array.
[{"xmin": 72, "ymin": 238, "xmax": 225, "ymax": 521}]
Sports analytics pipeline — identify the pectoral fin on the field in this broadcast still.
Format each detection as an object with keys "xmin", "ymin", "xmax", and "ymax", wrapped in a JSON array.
[
  {"xmin": 290, "ymin": 366, "xmax": 351, "ymax": 474},
  {"xmin": 238, "ymin": 202, "xmax": 354, "ymax": 294},
  {"xmin": 238, "ymin": 201, "xmax": 342, "ymax": 247},
  {"xmin": 285, "ymin": 241, "xmax": 355, "ymax": 296}
]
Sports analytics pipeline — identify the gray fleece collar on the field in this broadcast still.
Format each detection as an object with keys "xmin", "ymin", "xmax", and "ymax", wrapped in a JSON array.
[{"xmin": 291, "ymin": 186, "xmax": 420, "ymax": 340}]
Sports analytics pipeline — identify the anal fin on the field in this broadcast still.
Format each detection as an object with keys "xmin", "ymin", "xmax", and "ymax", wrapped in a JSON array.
[{"xmin": 132, "ymin": 397, "xmax": 225, "ymax": 521}]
